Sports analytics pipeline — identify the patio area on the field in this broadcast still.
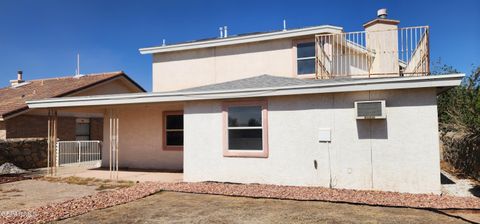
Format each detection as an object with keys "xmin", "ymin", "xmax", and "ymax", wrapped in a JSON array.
[{"xmin": 51, "ymin": 166, "xmax": 183, "ymax": 183}]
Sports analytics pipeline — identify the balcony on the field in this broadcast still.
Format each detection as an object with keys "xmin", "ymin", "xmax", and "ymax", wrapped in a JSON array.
[{"xmin": 315, "ymin": 26, "xmax": 429, "ymax": 79}]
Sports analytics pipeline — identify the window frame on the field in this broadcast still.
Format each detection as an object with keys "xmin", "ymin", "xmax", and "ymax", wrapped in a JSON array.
[
  {"xmin": 75, "ymin": 118, "xmax": 91, "ymax": 141},
  {"xmin": 162, "ymin": 111, "xmax": 184, "ymax": 151},
  {"xmin": 293, "ymin": 38, "xmax": 316, "ymax": 78},
  {"xmin": 222, "ymin": 100, "xmax": 269, "ymax": 158}
]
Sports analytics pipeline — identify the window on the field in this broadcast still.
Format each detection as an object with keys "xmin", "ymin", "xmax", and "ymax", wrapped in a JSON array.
[
  {"xmin": 163, "ymin": 111, "xmax": 183, "ymax": 151},
  {"xmin": 296, "ymin": 41, "xmax": 315, "ymax": 75},
  {"xmin": 223, "ymin": 100, "xmax": 268, "ymax": 158},
  {"xmin": 75, "ymin": 118, "xmax": 90, "ymax": 140}
]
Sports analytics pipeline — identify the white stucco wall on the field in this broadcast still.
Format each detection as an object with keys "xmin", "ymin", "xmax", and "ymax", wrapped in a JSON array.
[
  {"xmin": 183, "ymin": 88, "xmax": 441, "ymax": 194},
  {"xmin": 101, "ymin": 103, "xmax": 183, "ymax": 170}
]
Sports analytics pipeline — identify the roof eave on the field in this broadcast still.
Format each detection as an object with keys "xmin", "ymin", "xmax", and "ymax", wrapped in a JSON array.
[
  {"xmin": 139, "ymin": 25, "xmax": 343, "ymax": 54},
  {"xmin": 26, "ymin": 74, "xmax": 464, "ymax": 109}
]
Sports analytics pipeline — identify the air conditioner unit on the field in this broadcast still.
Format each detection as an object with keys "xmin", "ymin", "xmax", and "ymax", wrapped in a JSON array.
[{"xmin": 354, "ymin": 100, "xmax": 386, "ymax": 119}]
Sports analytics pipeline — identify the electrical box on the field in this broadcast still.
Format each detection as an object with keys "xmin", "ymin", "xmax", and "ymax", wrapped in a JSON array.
[
  {"xmin": 354, "ymin": 100, "xmax": 386, "ymax": 119},
  {"xmin": 318, "ymin": 128, "xmax": 331, "ymax": 142}
]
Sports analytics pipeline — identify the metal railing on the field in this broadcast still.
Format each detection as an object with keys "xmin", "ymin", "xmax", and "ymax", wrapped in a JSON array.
[
  {"xmin": 56, "ymin": 140, "xmax": 102, "ymax": 167},
  {"xmin": 315, "ymin": 26, "xmax": 429, "ymax": 79}
]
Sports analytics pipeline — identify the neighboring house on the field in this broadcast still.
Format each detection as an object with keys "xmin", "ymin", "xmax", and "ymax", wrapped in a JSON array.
[
  {"xmin": 0, "ymin": 71, "xmax": 145, "ymax": 140},
  {"xmin": 28, "ymin": 10, "xmax": 463, "ymax": 194}
]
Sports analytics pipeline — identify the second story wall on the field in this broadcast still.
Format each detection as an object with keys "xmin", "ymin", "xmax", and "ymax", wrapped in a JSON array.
[{"xmin": 152, "ymin": 38, "xmax": 301, "ymax": 92}]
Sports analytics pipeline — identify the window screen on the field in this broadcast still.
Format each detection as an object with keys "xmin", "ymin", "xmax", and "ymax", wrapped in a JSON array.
[
  {"xmin": 75, "ymin": 121, "xmax": 90, "ymax": 140},
  {"xmin": 227, "ymin": 105, "xmax": 263, "ymax": 150},
  {"xmin": 297, "ymin": 42, "xmax": 315, "ymax": 75},
  {"xmin": 165, "ymin": 114, "xmax": 183, "ymax": 146}
]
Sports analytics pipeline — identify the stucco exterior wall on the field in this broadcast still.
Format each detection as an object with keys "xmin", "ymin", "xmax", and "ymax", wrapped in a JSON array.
[
  {"xmin": 72, "ymin": 78, "xmax": 140, "ymax": 97},
  {"xmin": 101, "ymin": 103, "xmax": 184, "ymax": 170},
  {"xmin": 152, "ymin": 39, "xmax": 295, "ymax": 92},
  {"xmin": 183, "ymin": 88, "xmax": 441, "ymax": 194}
]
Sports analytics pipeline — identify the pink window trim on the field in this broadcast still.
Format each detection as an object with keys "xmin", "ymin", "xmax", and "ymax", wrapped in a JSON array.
[
  {"xmin": 292, "ymin": 38, "xmax": 316, "ymax": 78},
  {"xmin": 222, "ymin": 100, "xmax": 269, "ymax": 158},
  {"xmin": 162, "ymin": 110, "xmax": 184, "ymax": 151}
]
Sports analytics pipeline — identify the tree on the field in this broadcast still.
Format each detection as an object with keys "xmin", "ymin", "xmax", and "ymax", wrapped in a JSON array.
[{"xmin": 436, "ymin": 61, "xmax": 480, "ymax": 180}]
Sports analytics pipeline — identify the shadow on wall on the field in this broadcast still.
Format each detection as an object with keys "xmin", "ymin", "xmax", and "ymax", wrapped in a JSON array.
[{"xmin": 356, "ymin": 120, "xmax": 388, "ymax": 139}]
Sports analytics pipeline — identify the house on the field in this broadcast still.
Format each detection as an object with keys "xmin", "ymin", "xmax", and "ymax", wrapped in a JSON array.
[
  {"xmin": 0, "ymin": 71, "xmax": 145, "ymax": 140},
  {"xmin": 27, "ymin": 9, "xmax": 463, "ymax": 194}
]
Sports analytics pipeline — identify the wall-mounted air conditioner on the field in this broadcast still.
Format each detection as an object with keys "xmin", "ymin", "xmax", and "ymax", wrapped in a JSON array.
[{"xmin": 354, "ymin": 100, "xmax": 386, "ymax": 119}]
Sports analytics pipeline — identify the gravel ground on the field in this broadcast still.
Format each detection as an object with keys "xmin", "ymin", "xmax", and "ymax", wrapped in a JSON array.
[
  {"xmin": 158, "ymin": 182, "xmax": 480, "ymax": 209},
  {"xmin": 56, "ymin": 191, "xmax": 469, "ymax": 224},
  {"xmin": 1, "ymin": 181, "xmax": 480, "ymax": 223}
]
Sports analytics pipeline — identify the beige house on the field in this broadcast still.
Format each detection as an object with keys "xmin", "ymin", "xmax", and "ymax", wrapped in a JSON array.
[
  {"xmin": 0, "ymin": 71, "xmax": 145, "ymax": 140},
  {"xmin": 27, "ymin": 10, "xmax": 463, "ymax": 194}
]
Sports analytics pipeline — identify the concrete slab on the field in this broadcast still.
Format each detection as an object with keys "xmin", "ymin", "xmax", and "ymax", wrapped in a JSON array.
[{"xmin": 55, "ymin": 167, "xmax": 183, "ymax": 183}]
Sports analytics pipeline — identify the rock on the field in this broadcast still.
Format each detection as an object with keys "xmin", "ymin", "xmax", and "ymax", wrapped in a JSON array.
[{"xmin": 0, "ymin": 162, "xmax": 27, "ymax": 175}]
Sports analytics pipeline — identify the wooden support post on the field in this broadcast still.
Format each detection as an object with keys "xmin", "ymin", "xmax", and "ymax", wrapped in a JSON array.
[
  {"xmin": 108, "ymin": 109, "xmax": 119, "ymax": 181},
  {"xmin": 47, "ymin": 109, "xmax": 58, "ymax": 176}
]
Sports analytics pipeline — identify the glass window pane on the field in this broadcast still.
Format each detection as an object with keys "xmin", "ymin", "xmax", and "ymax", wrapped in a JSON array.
[
  {"xmin": 228, "ymin": 106, "xmax": 262, "ymax": 127},
  {"xmin": 166, "ymin": 131, "xmax": 183, "ymax": 146},
  {"xmin": 297, "ymin": 58, "xmax": 315, "ymax": 75},
  {"xmin": 228, "ymin": 129, "xmax": 262, "ymax": 150},
  {"xmin": 297, "ymin": 42, "xmax": 315, "ymax": 58},
  {"xmin": 76, "ymin": 123, "xmax": 90, "ymax": 136},
  {"xmin": 166, "ymin": 115, "xmax": 183, "ymax": 129}
]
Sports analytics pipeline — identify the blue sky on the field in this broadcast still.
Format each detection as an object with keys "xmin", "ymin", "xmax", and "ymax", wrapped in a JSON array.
[{"xmin": 0, "ymin": 0, "xmax": 478, "ymax": 91}]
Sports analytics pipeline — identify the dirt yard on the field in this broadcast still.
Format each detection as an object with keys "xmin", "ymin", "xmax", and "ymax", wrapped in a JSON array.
[
  {"xmin": 0, "ymin": 177, "xmax": 133, "ymax": 212},
  {"xmin": 0, "ymin": 179, "xmax": 98, "ymax": 211},
  {"xmin": 56, "ymin": 191, "xmax": 470, "ymax": 224}
]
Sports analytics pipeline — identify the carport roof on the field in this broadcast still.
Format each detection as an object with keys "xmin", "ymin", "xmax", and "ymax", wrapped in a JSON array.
[{"xmin": 26, "ymin": 74, "xmax": 464, "ymax": 109}]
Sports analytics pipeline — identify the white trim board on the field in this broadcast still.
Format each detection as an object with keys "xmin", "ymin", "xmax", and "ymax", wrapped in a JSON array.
[
  {"xmin": 139, "ymin": 25, "xmax": 343, "ymax": 54},
  {"xmin": 26, "ymin": 74, "xmax": 464, "ymax": 109}
]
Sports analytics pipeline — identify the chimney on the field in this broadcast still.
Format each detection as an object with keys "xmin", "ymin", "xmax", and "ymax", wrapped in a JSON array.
[
  {"xmin": 10, "ymin": 71, "xmax": 25, "ymax": 87},
  {"xmin": 363, "ymin": 9, "xmax": 400, "ymax": 76}
]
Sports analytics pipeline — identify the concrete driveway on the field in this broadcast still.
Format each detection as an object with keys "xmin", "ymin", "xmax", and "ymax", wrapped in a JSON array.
[{"xmin": 56, "ymin": 191, "xmax": 469, "ymax": 224}]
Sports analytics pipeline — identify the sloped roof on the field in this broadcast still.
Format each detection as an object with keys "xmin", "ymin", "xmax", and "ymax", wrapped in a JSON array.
[
  {"xmin": 26, "ymin": 74, "xmax": 465, "ymax": 109},
  {"xmin": 178, "ymin": 75, "xmax": 371, "ymax": 92},
  {"xmin": 0, "ymin": 71, "xmax": 144, "ymax": 119}
]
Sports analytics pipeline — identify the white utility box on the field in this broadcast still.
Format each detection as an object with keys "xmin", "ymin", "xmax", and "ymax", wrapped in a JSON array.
[{"xmin": 318, "ymin": 128, "xmax": 331, "ymax": 142}]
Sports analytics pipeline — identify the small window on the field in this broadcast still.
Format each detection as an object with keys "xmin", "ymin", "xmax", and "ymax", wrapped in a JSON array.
[
  {"xmin": 163, "ymin": 111, "xmax": 183, "ymax": 150},
  {"xmin": 223, "ymin": 100, "xmax": 268, "ymax": 158},
  {"xmin": 296, "ymin": 42, "xmax": 315, "ymax": 75},
  {"xmin": 75, "ymin": 118, "xmax": 90, "ymax": 140}
]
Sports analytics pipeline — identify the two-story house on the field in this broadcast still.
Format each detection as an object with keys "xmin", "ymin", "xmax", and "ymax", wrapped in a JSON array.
[{"xmin": 27, "ymin": 9, "xmax": 464, "ymax": 194}]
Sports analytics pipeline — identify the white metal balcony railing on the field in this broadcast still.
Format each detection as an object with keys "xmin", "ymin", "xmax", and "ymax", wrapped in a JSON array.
[
  {"xmin": 56, "ymin": 140, "xmax": 102, "ymax": 167},
  {"xmin": 315, "ymin": 26, "xmax": 429, "ymax": 79}
]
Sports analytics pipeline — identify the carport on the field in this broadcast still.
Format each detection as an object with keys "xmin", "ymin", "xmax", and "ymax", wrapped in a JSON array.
[{"xmin": 30, "ymin": 96, "xmax": 186, "ymax": 180}]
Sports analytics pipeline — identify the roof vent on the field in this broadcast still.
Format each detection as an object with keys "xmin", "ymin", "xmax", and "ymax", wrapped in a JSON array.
[
  {"xmin": 10, "ymin": 71, "xmax": 25, "ymax": 87},
  {"xmin": 74, "ymin": 54, "xmax": 85, "ymax": 78},
  {"xmin": 219, "ymin": 26, "xmax": 228, "ymax": 38},
  {"xmin": 377, "ymin": 8, "xmax": 388, "ymax": 18}
]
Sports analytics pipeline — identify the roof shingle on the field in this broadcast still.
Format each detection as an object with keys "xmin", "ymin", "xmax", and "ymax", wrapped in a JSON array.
[
  {"xmin": 0, "ymin": 71, "xmax": 128, "ymax": 118},
  {"xmin": 177, "ymin": 74, "xmax": 372, "ymax": 93}
]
